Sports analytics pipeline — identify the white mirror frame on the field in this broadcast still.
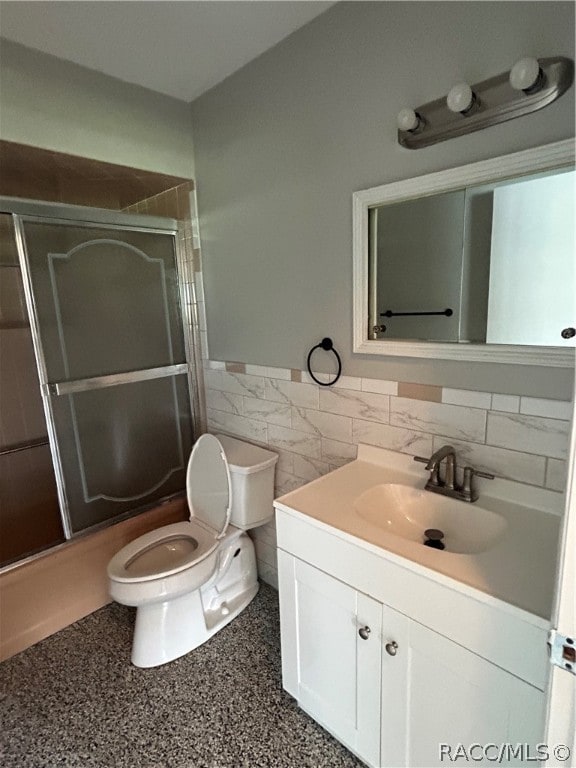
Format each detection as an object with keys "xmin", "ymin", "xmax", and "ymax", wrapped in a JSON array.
[{"xmin": 353, "ymin": 139, "xmax": 575, "ymax": 367}]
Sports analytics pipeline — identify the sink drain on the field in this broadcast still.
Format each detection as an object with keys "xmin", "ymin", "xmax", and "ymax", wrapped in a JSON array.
[{"xmin": 423, "ymin": 528, "xmax": 445, "ymax": 550}]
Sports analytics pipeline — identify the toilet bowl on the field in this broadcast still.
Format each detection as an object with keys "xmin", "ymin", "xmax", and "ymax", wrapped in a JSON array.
[{"xmin": 108, "ymin": 433, "xmax": 278, "ymax": 667}]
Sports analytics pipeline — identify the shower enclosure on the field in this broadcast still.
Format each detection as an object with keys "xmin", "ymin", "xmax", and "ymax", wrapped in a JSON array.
[{"xmin": 0, "ymin": 199, "xmax": 197, "ymax": 564}]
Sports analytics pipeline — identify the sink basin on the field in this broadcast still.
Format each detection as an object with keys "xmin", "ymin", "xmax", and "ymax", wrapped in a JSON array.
[{"xmin": 354, "ymin": 483, "xmax": 508, "ymax": 554}]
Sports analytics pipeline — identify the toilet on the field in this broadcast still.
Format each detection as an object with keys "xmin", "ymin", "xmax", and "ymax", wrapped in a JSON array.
[{"xmin": 107, "ymin": 433, "xmax": 278, "ymax": 667}]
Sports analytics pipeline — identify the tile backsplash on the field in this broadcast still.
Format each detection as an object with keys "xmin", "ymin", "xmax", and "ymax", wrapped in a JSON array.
[{"xmin": 202, "ymin": 359, "xmax": 573, "ymax": 589}]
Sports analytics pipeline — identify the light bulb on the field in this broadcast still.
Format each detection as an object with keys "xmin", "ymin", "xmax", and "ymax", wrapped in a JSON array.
[
  {"xmin": 510, "ymin": 57, "xmax": 542, "ymax": 92},
  {"xmin": 447, "ymin": 82, "xmax": 475, "ymax": 114},
  {"xmin": 397, "ymin": 108, "xmax": 420, "ymax": 132}
]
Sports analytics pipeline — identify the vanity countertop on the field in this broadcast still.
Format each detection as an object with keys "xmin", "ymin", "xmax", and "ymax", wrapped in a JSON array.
[{"xmin": 274, "ymin": 445, "xmax": 562, "ymax": 623}]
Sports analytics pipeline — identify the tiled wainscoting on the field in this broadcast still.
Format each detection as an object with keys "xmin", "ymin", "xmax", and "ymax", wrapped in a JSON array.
[{"xmin": 202, "ymin": 360, "xmax": 573, "ymax": 588}]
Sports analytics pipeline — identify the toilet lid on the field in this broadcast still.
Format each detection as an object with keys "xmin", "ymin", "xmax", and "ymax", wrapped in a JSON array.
[{"xmin": 186, "ymin": 434, "xmax": 231, "ymax": 538}]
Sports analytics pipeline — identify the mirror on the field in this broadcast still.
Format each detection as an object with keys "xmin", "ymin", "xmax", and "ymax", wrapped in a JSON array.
[{"xmin": 353, "ymin": 140, "xmax": 575, "ymax": 366}]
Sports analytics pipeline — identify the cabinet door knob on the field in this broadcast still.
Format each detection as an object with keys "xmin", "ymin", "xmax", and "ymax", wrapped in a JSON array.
[
  {"xmin": 358, "ymin": 626, "xmax": 371, "ymax": 640},
  {"xmin": 385, "ymin": 640, "xmax": 399, "ymax": 656}
]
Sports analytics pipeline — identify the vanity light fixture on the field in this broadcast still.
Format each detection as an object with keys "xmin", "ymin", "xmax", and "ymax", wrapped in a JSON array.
[{"xmin": 397, "ymin": 55, "xmax": 573, "ymax": 149}]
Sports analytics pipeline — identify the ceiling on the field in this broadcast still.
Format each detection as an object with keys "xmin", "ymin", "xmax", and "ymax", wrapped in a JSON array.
[{"xmin": 0, "ymin": 1, "xmax": 335, "ymax": 102}]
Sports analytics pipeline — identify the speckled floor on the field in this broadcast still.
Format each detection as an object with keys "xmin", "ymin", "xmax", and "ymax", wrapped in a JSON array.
[{"xmin": 1, "ymin": 583, "xmax": 364, "ymax": 768}]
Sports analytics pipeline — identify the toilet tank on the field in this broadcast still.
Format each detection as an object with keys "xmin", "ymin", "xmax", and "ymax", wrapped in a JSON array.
[{"xmin": 215, "ymin": 434, "xmax": 278, "ymax": 530}]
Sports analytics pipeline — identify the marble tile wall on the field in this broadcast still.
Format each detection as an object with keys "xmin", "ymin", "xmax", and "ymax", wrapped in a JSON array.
[{"xmin": 201, "ymin": 359, "xmax": 573, "ymax": 588}]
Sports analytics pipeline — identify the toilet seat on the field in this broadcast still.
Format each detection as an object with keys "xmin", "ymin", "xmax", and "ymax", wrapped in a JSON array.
[
  {"xmin": 108, "ymin": 435, "xmax": 232, "ymax": 584},
  {"xmin": 107, "ymin": 521, "xmax": 220, "ymax": 583}
]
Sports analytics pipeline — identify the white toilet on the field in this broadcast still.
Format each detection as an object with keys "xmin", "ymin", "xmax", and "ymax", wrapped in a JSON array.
[{"xmin": 108, "ymin": 433, "xmax": 278, "ymax": 667}]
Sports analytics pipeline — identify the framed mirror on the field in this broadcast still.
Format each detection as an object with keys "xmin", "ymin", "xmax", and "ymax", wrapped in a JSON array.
[{"xmin": 353, "ymin": 140, "xmax": 575, "ymax": 366}]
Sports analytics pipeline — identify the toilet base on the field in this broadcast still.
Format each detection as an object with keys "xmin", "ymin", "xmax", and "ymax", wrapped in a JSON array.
[{"xmin": 130, "ymin": 530, "xmax": 259, "ymax": 668}]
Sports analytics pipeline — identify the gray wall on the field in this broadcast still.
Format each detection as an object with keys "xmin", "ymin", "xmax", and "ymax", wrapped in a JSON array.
[
  {"xmin": 0, "ymin": 40, "xmax": 195, "ymax": 177},
  {"xmin": 191, "ymin": 1, "xmax": 575, "ymax": 399}
]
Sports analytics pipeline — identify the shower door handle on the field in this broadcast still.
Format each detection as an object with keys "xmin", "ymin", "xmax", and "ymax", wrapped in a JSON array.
[{"xmin": 48, "ymin": 364, "xmax": 189, "ymax": 396}]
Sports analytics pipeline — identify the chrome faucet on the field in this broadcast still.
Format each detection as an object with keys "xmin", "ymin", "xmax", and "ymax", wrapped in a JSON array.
[{"xmin": 414, "ymin": 445, "xmax": 494, "ymax": 502}]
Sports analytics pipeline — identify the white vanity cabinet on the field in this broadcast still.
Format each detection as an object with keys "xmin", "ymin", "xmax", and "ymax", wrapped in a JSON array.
[
  {"xmin": 276, "ymin": 508, "xmax": 547, "ymax": 768},
  {"xmin": 278, "ymin": 551, "xmax": 382, "ymax": 766},
  {"xmin": 379, "ymin": 603, "xmax": 545, "ymax": 768}
]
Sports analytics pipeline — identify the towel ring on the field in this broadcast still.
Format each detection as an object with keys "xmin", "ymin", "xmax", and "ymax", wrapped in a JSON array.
[{"xmin": 306, "ymin": 338, "xmax": 342, "ymax": 387}]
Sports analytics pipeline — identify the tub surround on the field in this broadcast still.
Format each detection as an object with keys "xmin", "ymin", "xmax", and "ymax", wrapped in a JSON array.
[{"xmin": 202, "ymin": 359, "xmax": 572, "ymax": 588}]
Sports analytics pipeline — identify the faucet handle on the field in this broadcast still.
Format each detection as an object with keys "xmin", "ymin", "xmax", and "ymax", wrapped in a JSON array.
[
  {"xmin": 464, "ymin": 466, "xmax": 495, "ymax": 481},
  {"xmin": 413, "ymin": 456, "xmax": 430, "ymax": 464},
  {"xmin": 462, "ymin": 466, "xmax": 495, "ymax": 502}
]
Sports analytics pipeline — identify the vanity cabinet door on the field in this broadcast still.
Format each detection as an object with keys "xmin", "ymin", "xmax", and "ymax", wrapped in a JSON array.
[
  {"xmin": 380, "ymin": 609, "xmax": 545, "ymax": 768},
  {"xmin": 278, "ymin": 551, "xmax": 382, "ymax": 767}
]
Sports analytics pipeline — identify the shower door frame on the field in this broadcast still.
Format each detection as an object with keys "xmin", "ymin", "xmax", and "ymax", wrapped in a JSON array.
[{"xmin": 1, "ymin": 196, "xmax": 200, "ymax": 539}]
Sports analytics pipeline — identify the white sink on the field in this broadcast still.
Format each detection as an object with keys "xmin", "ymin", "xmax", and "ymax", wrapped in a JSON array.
[
  {"xmin": 354, "ymin": 483, "xmax": 508, "ymax": 554},
  {"xmin": 275, "ymin": 444, "xmax": 562, "ymax": 617}
]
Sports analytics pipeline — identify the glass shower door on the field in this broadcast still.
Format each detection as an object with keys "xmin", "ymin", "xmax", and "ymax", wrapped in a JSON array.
[
  {"xmin": 0, "ymin": 213, "xmax": 64, "ymax": 565},
  {"xmin": 15, "ymin": 213, "xmax": 194, "ymax": 536}
]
